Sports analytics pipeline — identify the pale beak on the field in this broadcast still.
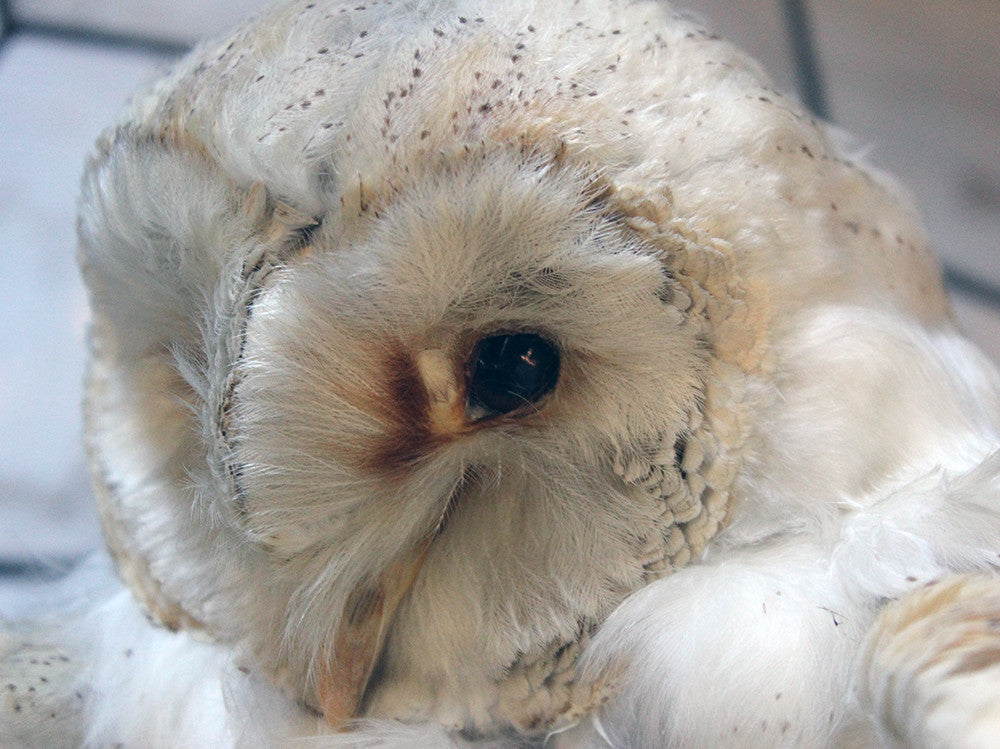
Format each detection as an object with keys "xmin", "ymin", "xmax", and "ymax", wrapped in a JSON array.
[
  {"xmin": 317, "ymin": 348, "xmax": 462, "ymax": 726},
  {"xmin": 316, "ymin": 539, "xmax": 432, "ymax": 727}
]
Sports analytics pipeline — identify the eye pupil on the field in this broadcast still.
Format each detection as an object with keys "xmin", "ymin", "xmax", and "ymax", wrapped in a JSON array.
[{"xmin": 468, "ymin": 333, "xmax": 560, "ymax": 415}]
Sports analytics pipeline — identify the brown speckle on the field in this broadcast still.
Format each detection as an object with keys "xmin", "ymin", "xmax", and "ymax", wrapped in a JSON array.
[
  {"xmin": 344, "ymin": 585, "xmax": 383, "ymax": 626},
  {"xmin": 945, "ymin": 645, "xmax": 1000, "ymax": 677}
]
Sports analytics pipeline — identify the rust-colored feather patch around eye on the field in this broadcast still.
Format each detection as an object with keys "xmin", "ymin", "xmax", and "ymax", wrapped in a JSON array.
[{"xmin": 366, "ymin": 345, "xmax": 467, "ymax": 476}]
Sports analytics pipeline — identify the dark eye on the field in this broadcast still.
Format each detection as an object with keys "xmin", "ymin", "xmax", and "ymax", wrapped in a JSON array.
[{"xmin": 467, "ymin": 333, "xmax": 560, "ymax": 416}]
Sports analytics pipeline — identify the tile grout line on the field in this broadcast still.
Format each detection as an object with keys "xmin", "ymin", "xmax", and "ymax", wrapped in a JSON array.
[
  {"xmin": 0, "ymin": 0, "xmax": 12, "ymax": 52},
  {"xmin": 780, "ymin": 0, "xmax": 831, "ymax": 122},
  {"xmin": 5, "ymin": 19, "xmax": 190, "ymax": 58},
  {"xmin": 944, "ymin": 264, "xmax": 1000, "ymax": 310},
  {"xmin": 0, "ymin": 557, "xmax": 83, "ymax": 579}
]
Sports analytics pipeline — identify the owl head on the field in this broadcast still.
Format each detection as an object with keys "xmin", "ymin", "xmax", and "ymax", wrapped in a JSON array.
[{"xmin": 77, "ymin": 0, "xmax": 949, "ymax": 737}]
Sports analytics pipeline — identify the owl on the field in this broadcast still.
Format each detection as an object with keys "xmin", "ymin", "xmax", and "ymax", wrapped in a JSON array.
[{"xmin": 4, "ymin": 0, "xmax": 1000, "ymax": 746}]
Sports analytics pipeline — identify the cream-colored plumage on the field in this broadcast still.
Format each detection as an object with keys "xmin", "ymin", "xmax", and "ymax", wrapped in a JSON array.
[{"xmin": 4, "ymin": 0, "xmax": 1000, "ymax": 746}]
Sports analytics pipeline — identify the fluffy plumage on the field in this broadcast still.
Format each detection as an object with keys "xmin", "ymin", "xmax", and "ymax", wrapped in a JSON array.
[{"xmin": 4, "ymin": 0, "xmax": 1000, "ymax": 746}]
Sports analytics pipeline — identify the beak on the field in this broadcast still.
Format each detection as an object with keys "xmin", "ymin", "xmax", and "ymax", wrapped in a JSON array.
[
  {"xmin": 316, "ymin": 539, "xmax": 432, "ymax": 727},
  {"xmin": 317, "ymin": 349, "xmax": 462, "ymax": 727}
]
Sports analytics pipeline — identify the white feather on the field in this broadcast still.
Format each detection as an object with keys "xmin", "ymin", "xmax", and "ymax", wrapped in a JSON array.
[{"xmin": 4, "ymin": 1, "xmax": 1000, "ymax": 747}]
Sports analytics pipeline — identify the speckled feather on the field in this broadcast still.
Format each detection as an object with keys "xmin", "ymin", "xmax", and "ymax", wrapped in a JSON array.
[{"xmin": 5, "ymin": 0, "xmax": 1000, "ymax": 747}]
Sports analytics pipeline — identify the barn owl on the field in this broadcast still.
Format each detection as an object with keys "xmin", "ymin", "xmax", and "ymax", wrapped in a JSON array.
[{"xmin": 4, "ymin": 0, "xmax": 1000, "ymax": 746}]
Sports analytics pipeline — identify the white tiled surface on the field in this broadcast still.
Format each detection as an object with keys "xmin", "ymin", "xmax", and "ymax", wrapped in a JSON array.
[
  {"xmin": 687, "ymin": 0, "xmax": 1000, "ymax": 288},
  {"xmin": 1, "ymin": 1, "xmax": 999, "ymax": 620},
  {"xmin": 0, "ymin": 35, "xmax": 174, "ymax": 616},
  {"xmin": 817, "ymin": 1, "xmax": 1000, "ymax": 288}
]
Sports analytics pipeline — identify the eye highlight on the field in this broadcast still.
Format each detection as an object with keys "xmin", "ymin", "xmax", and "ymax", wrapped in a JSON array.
[{"xmin": 467, "ymin": 333, "xmax": 560, "ymax": 416}]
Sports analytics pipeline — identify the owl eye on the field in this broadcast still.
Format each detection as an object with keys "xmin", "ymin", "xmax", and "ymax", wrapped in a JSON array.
[{"xmin": 467, "ymin": 333, "xmax": 560, "ymax": 416}]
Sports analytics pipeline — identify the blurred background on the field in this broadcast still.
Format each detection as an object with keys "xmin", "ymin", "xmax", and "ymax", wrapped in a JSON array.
[{"xmin": 1, "ymin": 0, "xmax": 999, "ymax": 618}]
